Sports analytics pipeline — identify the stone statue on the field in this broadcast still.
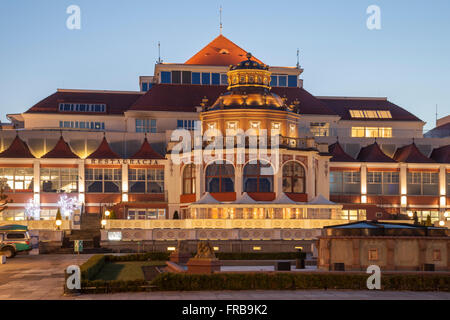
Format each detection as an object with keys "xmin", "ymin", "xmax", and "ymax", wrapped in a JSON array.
[
  {"xmin": 194, "ymin": 241, "xmax": 217, "ymax": 260},
  {"xmin": 174, "ymin": 240, "xmax": 189, "ymax": 254}
]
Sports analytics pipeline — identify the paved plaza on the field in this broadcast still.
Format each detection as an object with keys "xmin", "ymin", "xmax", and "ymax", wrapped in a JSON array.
[{"xmin": 0, "ymin": 255, "xmax": 449, "ymax": 300}]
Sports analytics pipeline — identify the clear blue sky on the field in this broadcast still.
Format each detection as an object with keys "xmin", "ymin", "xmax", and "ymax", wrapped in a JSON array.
[{"xmin": 0, "ymin": 0, "xmax": 449, "ymax": 130}]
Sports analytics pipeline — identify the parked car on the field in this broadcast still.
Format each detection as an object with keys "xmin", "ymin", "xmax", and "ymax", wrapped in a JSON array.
[{"xmin": 0, "ymin": 225, "xmax": 32, "ymax": 258}]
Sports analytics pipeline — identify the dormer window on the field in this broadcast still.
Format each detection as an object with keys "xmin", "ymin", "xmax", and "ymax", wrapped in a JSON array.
[{"xmin": 59, "ymin": 103, "xmax": 106, "ymax": 113}]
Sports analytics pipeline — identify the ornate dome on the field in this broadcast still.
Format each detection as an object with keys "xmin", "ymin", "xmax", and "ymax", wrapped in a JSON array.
[
  {"xmin": 227, "ymin": 53, "xmax": 271, "ymax": 91},
  {"xmin": 208, "ymin": 53, "xmax": 288, "ymax": 111}
]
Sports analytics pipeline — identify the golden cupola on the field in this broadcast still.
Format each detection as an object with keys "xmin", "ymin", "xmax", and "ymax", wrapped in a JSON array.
[{"xmin": 209, "ymin": 53, "xmax": 287, "ymax": 110}]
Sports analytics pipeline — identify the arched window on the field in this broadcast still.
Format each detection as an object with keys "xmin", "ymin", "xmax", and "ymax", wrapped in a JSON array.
[
  {"xmin": 243, "ymin": 160, "xmax": 274, "ymax": 192},
  {"xmin": 205, "ymin": 162, "xmax": 235, "ymax": 193},
  {"xmin": 182, "ymin": 164, "xmax": 196, "ymax": 195},
  {"xmin": 282, "ymin": 161, "xmax": 305, "ymax": 193}
]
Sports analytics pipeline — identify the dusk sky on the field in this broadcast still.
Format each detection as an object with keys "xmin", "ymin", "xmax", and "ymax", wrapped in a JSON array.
[{"xmin": 0, "ymin": 0, "xmax": 449, "ymax": 130}]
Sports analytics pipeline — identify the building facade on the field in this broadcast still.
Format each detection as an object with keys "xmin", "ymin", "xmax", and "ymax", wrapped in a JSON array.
[{"xmin": 0, "ymin": 34, "xmax": 449, "ymax": 239}]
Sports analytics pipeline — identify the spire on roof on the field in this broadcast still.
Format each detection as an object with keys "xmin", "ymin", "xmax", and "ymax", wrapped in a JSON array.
[
  {"xmin": 42, "ymin": 136, "xmax": 79, "ymax": 159},
  {"xmin": 0, "ymin": 135, "xmax": 35, "ymax": 158},
  {"xmin": 87, "ymin": 137, "xmax": 120, "ymax": 159},
  {"xmin": 131, "ymin": 137, "xmax": 165, "ymax": 159},
  {"xmin": 329, "ymin": 141, "xmax": 356, "ymax": 162},
  {"xmin": 393, "ymin": 143, "xmax": 435, "ymax": 163},
  {"xmin": 357, "ymin": 142, "xmax": 396, "ymax": 162}
]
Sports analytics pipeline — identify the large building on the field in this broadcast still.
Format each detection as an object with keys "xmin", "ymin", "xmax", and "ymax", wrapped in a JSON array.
[{"xmin": 0, "ymin": 34, "xmax": 449, "ymax": 251}]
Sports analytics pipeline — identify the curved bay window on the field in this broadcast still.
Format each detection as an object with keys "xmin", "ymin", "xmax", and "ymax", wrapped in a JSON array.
[
  {"xmin": 128, "ymin": 168, "xmax": 164, "ymax": 193},
  {"xmin": 205, "ymin": 162, "xmax": 235, "ymax": 193},
  {"xmin": 243, "ymin": 160, "xmax": 274, "ymax": 193},
  {"xmin": 0, "ymin": 168, "xmax": 33, "ymax": 192},
  {"xmin": 282, "ymin": 161, "xmax": 305, "ymax": 193},
  {"xmin": 182, "ymin": 164, "xmax": 196, "ymax": 195},
  {"xmin": 40, "ymin": 168, "xmax": 78, "ymax": 193},
  {"xmin": 85, "ymin": 168, "xmax": 121, "ymax": 193}
]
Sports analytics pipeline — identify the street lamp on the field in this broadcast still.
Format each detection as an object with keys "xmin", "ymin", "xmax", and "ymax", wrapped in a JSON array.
[
  {"xmin": 105, "ymin": 210, "xmax": 111, "ymax": 217},
  {"xmin": 101, "ymin": 219, "xmax": 107, "ymax": 229},
  {"xmin": 55, "ymin": 219, "xmax": 62, "ymax": 230}
]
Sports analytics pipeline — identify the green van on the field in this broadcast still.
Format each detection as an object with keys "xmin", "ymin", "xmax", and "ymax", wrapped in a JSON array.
[{"xmin": 0, "ymin": 225, "xmax": 32, "ymax": 258}]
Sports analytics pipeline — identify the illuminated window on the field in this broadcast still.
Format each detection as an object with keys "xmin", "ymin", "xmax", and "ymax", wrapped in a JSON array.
[
  {"xmin": 250, "ymin": 121, "xmax": 260, "ymax": 130},
  {"xmin": 368, "ymin": 249, "xmax": 379, "ymax": 261},
  {"xmin": 367, "ymin": 171, "xmax": 399, "ymax": 195},
  {"xmin": 407, "ymin": 172, "xmax": 438, "ymax": 196},
  {"xmin": 310, "ymin": 122, "xmax": 329, "ymax": 136},
  {"xmin": 0, "ymin": 168, "xmax": 33, "ymax": 192},
  {"xmin": 330, "ymin": 171, "xmax": 360, "ymax": 195},
  {"xmin": 349, "ymin": 110, "xmax": 392, "ymax": 119},
  {"xmin": 433, "ymin": 250, "xmax": 441, "ymax": 261},
  {"xmin": 128, "ymin": 168, "xmax": 164, "ymax": 193},
  {"xmin": 207, "ymin": 122, "xmax": 217, "ymax": 131},
  {"xmin": 282, "ymin": 161, "xmax": 305, "ymax": 193},
  {"xmin": 205, "ymin": 162, "xmax": 235, "ymax": 193},
  {"xmin": 136, "ymin": 119, "xmax": 157, "ymax": 133},
  {"xmin": 59, "ymin": 103, "xmax": 106, "ymax": 113},
  {"xmin": 85, "ymin": 168, "xmax": 121, "ymax": 193},
  {"xmin": 271, "ymin": 122, "xmax": 281, "ymax": 131},
  {"xmin": 351, "ymin": 127, "xmax": 392, "ymax": 138},
  {"xmin": 243, "ymin": 160, "xmax": 274, "ymax": 192},
  {"xmin": 182, "ymin": 164, "xmax": 196, "ymax": 195},
  {"xmin": 128, "ymin": 209, "xmax": 166, "ymax": 220},
  {"xmin": 227, "ymin": 121, "xmax": 238, "ymax": 131},
  {"xmin": 40, "ymin": 168, "xmax": 78, "ymax": 193}
]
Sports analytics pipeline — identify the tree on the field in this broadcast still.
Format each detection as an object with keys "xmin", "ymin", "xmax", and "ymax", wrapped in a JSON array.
[
  {"xmin": 109, "ymin": 209, "xmax": 116, "ymax": 219},
  {"xmin": 413, "ymin": 212, "xmax": 419, "ymax": 225},
  {"xmin": 425, "ymin": 215, "xmax": 432, "ymax": 227},
  {"xmin": 55, "ymin": 208, "xmax": 62, "ymax": 221},
  {"xmin": 0, "ymin": 178, "xmax": 12, "ymax": 214},
  {"xmin": 173, "ymin": 211, "xmax": 179, "ymax": 219}
]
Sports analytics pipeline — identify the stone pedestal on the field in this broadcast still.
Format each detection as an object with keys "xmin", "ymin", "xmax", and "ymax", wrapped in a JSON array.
[
  {"xmin": 186, "ymin": 258, "xmax": 221, "ymax": 274},
  {"xmin": 170, "ymin": 251, "xmax": 191, "ymax": 265}
]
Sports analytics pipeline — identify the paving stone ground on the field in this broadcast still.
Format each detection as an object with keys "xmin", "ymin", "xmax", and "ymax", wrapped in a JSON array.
[{"xmin": 0, "ymin": 254, "xmax": 449, "ymax": 300}]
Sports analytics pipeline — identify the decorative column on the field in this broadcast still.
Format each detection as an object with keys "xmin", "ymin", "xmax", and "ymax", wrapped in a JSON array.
[
  {"xmin": 400, "ymin": 164, "xmax": 407, "ymax": 214},
  {"xmin": 274, "ymin": 162, "xmax": 282, "ymax": 198},
  {"xmin": 439, "ymin": 165, "xmax": 446, "ymax": 213},
  {"xmin": 78, "ymin": 160, "xmax": 85, "ymax": 204},
  {"xmin": 360, "ymin": 164, "xmax": 367, "ymax": 204},
  {"xmin": 235, "ymin": 164, "xmax": 243, "ymax": 196},
  {"xmin": 33, "ymin": 160, "xmax": 40, "ymax": 206},
  {"xmin": 122, "ymin": 163, "xmax": 128, "ymax": 202},
  {"xmin": 196, "ymin": 163, "xmax": 204, "ymax": 201}
]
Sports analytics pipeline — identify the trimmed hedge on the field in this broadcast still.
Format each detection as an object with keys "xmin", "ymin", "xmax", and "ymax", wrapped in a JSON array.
[
  {"xmin": 105, "ymin": 252, "xmax": 170, "ymax": 262},
  {"xmin": 216, "ymin": 252, "xmax": 306, "ymax": 260},
  {"xmin": 150, "ymin": 272, "xmax": 450, "ymax": 292},
  {"xmin": 81, "ymin": 279, "xmax": 152, "ymax": 294}
]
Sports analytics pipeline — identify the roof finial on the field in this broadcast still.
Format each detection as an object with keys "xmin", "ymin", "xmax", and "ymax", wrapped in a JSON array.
[
  {"xmin": 219, "ymin": 5, "xmax": 223, "ymax": 35},
  {"xmin": 296, "ymin": 48, "xmax": 300, "ymax": 69},
  {"xmin": 144, "ymin": 131, "xmax": 148, "ymax": 140}
]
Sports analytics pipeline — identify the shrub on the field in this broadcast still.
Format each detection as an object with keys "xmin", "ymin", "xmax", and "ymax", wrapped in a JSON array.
[
  {"xmin": 149, "ymin": 272, "xmax": 450, "ymax": 292},
  {"xmin": 216, "ymin": 252, "xmax": 300, "ymax": 260}
]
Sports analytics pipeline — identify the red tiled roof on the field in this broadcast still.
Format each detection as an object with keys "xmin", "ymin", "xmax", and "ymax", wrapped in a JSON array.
[
  {"xmin": 318, "ymin": 98, "xmax": 422, "ymax": 122},
  {"xmin": 430, "ymin": 145, "xmax": 450, "ymax": 163},
  {"xmin": 393, "ymin": 143, "xmax": 434, "ymax": 163},
  {"xmin": 41, "ymin": 136, "xmax": 79, "ymax": 159},
  {"xmin": 131, "ymin": 138, "xmax": 165, "ymax": 159},
  {"xmin": 357, "ymin": 142, "xmax": 396, "ymax": 162},
  {"xmin": 185, "ymin": 35, "xmax": 263, "ymax": 66},
  {"xmin": 0, "ymin": 135, "xmax": 35, "ymax": 158},
  {"xmin": 87, "ymin": 137, "xmax": 120, "ymax": 159},
  {"xmin": 25, "ymin": 90, "xmax": 143, "ymax": 115},
  {"xmin": 130, "ymin": 84, "xmax": 334, "ymax": 115},
  {"xmin": 328, "ymin": 142, "xmax": 356, "ymax": 162}
]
